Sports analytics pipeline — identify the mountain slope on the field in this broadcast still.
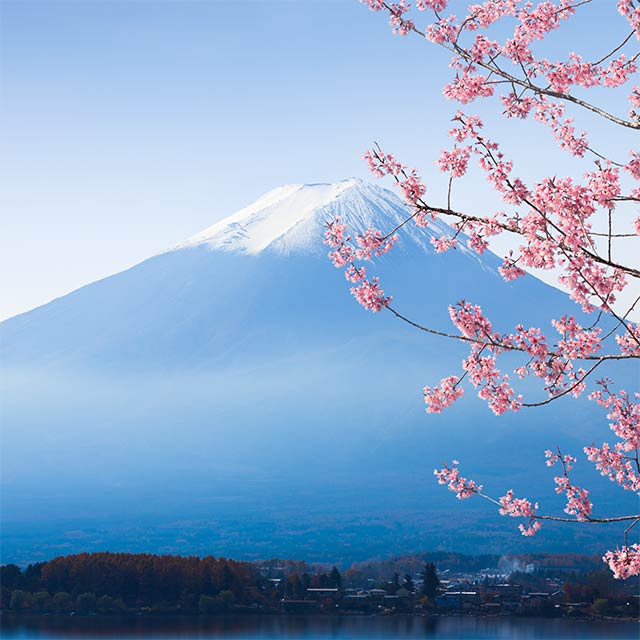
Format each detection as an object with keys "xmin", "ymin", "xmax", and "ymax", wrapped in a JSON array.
[{"xmin": 0, "ymin": 178, "xmax": 475, "ymax": 368}]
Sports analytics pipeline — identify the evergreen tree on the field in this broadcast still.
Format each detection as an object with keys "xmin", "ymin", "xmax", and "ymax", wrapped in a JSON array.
[
  {"xmin": 421, "ymin": 563, "xmax": 440, "ymax": 600},
  {"xmin": 329, "ymin": 567, "xmax": 342, "ymax": 589},
  {"xmin": 403, "ymin": 573, "xmax": 414, "ymax": 593}
]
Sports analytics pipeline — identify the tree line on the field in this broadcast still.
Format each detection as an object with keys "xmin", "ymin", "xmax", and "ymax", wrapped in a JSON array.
[
  {"xmin": 2, "ymin": 553, "xmax": 261, "ymax": 613},
  {"xmin": 0, "ymin": 552, "xmax": 346, "ymax": 614},
  {"xmin": 2, "ymin": 551, "xmax": 635, "ymax": 616}
]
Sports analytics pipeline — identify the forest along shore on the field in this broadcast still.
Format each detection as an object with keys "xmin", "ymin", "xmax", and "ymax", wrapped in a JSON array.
[{"xmin": 2, "ymin": 551, "xmax": 638, "ymax": 620}]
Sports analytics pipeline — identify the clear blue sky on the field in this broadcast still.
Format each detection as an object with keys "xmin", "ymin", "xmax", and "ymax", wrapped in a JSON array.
[{"xmin": 0, "ymin": 0, "xmax": 633, "ymax": 320}]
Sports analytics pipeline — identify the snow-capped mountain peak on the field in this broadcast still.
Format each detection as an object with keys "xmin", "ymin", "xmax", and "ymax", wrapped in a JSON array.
[{"xmin": 173, "ymin": 178, "xmax": 453, "ymax": 257}]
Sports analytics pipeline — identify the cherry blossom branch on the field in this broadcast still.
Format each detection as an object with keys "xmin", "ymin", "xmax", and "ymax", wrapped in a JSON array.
[
  {"xmin": 364, "ymin": 141, "xmax": 640, "ymax": 353},
  {"xmin": 346, "ymin": 0, "xmax": 640, "ymax": 578},
  {"xmin": 435, "ymin": 459, "xmax": 640, "ymax": 539},
  {"xmin": 447, "ymin": 45, "xmax": 640, "ymax": 130},
  {"xmin": 533, "ymin": 514, "xmax": 640, "ymax": 523},
  {"xmin": 372, "ymin": 151, "xmax": 640, "ymax": 282},
  {"xmin": 387, "ymin": 304, "xmax": 635, "ymax": 361},
  {"xmin": 521, "ymin": 359, "xmax": 604, "ymax": 407},
  {"xmin": 369, "ymin": 1, "xmax": 640, "ymax": 129},
  {"xmin": 326, "ymin": 222, "xmax": 638, "ymax": 366}
]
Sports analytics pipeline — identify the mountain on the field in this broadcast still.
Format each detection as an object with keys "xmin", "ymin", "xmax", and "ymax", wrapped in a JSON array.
[
  {"xmin": 1, "ymin": 179, "xmax": 635, "ymax": 566},
  {"xmin": 0, "ymin": 178, "xmax": 469, "ymax": 369}
]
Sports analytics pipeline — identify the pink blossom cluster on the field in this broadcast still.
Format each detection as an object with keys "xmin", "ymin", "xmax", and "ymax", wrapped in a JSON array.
[
  {"xmin": 545, "ymin": 450, "xmax": 593, "ymax": 520},
  {"xmin": 534, "ymin": 99, "xmax": 588, "ymax": 157},
  {"xmin": 360, "ymin": 0, "xmax": 386, "ymax": 12},
  {"xmin": 498, "ymin": 490, "xmax": 542, "ymax": 536},
  {"xmin": 430, "ymin": 235, "xmax": 458, "ymax": 253},
  {"xmin": 354, "ymin": 228, "xmax": 397, "ymax": 260},
  {"xmin": 545, "ymin": 450, "xmax": 576, "ymax": 470},
  {"xmin": 617, "ymin": 1, "xmax": 640, "ymax": 35},
  {"xmin": 424, "ymin": 375, "xmax": 465, "ymax": 413},
  {"xmin": 364, "ymin": 148, "xmax": 403, "ymax": 178},
  {"xmin": 360, "ymin": 0, "xmax": 415, "ymax": 35},
  {"xmin": 558, "ymin": 258, "xmax": 627, "ymax": 314},
  {"xmin": 466, "ymin": 0, "xmax": 518, "ymax": 30},
  {"xmin": 351, "ymin": 277, "xmax": 392, "ymax": 312},
  {"xmin": 324, "ymin": 218, "xmax": 395, "ymax": 312},
  {"xmin": 437, "ymin": 146, "xmax": 471, "ymax": 178},
  {"xmin": 362, "ymin": 0, "xmax": 640, "ymax": 168},
  {"xmin": 422, "ymin": 299, "xmax": 599, "ymax": 416},
  {"xmin": 590, "ymin": 382, "xmax": 640, "ymax": 451},
  {"xmin": 616, "ymin": 323, "xmax": 640, "ymax": 357},
  {"xmin": 586, "ymin": 165, "xmax": 621, "ymax": 208},
  {"xmin": 501, "ymin": 93, "xmax": 537, "ymax": 119},
  {"xmin": 425, "ymin": 15, "xmax": 459, "ymax": 45},
  {"xmin": 552, "ymin": 316, "xmax": 601, "ymax": 359},
  {"xmin": 399, "ymin": 172, "xmax": 427, "ymax": 206},
  {"xmin": 434, "ymin": 463, "xmax": 544, "ymax": 536},
  {"xmin": 465, "ymin": 215, "xmax": 502, "ymax": 255},
  {"xmin": 428, "ymin": 120, "xmax": 631, "ymax": 319},
  {"xmin": 324, "ymin": 220, "xmax": 348, "ymax": 249},
  {"xmin": 327, "ymin": 245, "xmax": 354, "ymax": 269},
  {"xmin": 538, "ymin": 53, "xmax": 637, "ymax": 93},
  {"xmin": 529, "ymin": 175, "xmax": 596, "ymax": 240},
  {"xmin": 345, "ymin": 264, "xmax": 366, "ymax": 283},
  {"xmin": 445, "ymin": 302, "xmax": 596, "ymax": 409},
  {"xmin": 428, "ymin": 111, "xmax": 630, "ymax": 317},
  {"xmin": 584, "ymin": 443, "xmax": 640, "ymax": 493},
  {"xmin": 434, "ymin": 460, "xmax": 482, "ymax": 498},
  {"xmin": 448, "ymin": 300, "xmax": 498, "ymax": 342},
  {"xmin": 441, "ymin": 124, "xmax": 628, "ymax": 315},
  {"xmin": 416, "ymin": 0, "xmax": 447, "ymax": 10},
  {"xmin": 443, "ymin": 71, "xmax": 494, "ymax": 104},
  {"xmin": 508, "ymin": 325, "xmax": 549, "ymax": 378},
  {"xmin": 388, "ymin": 2, "xmax": 415, "ymax": 36},
  {"xmin": 448, "ymin": 111, "xmax": 483, "ymax": 141},
  {"xmin": 498, "ymin": 254, "xmax": 526, "ymax": 281},
  {"xmin": 554, "ymin": 475, "xmax": 593, "ymax": 520},
  {"xmin": 603, "ymin": 545, "xmax": 640, "ymax": 580},
  {"xmin": 462, "ymin": 346, "xmax": 522, "ymax": 415},
  {"xmin": 512, "ymin": 0, "xmax": 575, "ymax": 43},
  {"xmin": 626, "ymin": 152, "xmax": 640, "ymax": 180},
  {"xmin": 364, "ymin": 148, "xmax": 428, "ymax": 209},
  {"xmin": 518, "ymin": 521, "xmax": 543, "ymax": 537}
]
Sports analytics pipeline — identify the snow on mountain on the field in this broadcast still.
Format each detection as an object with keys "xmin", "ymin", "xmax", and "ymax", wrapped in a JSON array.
[
  {"xmin": 177, "ymin": 180, "xmax": 353, "ymax": 254},
  {"xmin": 172, "ymin": 178, "xmax": 454, "ymax": 257},
  {"xmin": 0, "ymin": 179, "xmax": 490, "ymax": 370}
]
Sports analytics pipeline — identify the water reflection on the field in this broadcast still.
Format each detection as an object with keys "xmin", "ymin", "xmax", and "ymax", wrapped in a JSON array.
[{"xmin": 1, "ymin": 614, "xmax": 637, "ymax": 639}]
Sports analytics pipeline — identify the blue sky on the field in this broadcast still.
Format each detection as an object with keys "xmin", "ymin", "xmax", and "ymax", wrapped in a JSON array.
[{"xmin": 0, "ymin": 0, "xmax": 634, "ymax": 320}]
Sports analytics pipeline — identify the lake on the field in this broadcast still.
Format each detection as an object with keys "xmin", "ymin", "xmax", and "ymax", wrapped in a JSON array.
[{"xmin": 1, "ymin": 614, "xmax": 638, "ymax": 639}]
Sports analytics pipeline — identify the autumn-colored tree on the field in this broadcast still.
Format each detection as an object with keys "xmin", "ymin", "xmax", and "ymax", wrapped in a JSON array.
[{"xmin": 326, "ymin": 0, "xmax": 640, "ymax": 578}]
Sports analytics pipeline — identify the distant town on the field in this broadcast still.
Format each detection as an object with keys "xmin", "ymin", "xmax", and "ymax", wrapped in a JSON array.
[{"xmin": 2, "ymin": 551, "xmax": 638, "ymax": 621}]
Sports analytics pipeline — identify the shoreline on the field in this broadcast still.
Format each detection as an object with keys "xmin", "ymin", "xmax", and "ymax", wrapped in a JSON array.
[{"xmin": 2, "ymin": 610, "xmax": 638, "ymax": 623}]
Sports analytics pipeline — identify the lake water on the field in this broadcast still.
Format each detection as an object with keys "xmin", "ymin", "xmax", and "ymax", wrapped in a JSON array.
[{"xmin": 1, "ymin": 615, "xmax": 638, "ymax": 639}]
